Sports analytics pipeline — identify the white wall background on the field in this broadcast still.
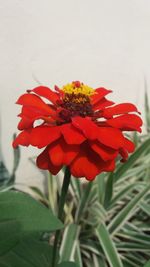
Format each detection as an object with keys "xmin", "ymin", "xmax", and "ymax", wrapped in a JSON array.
[{"xmin": 0, "ymin": 0, "xmax": 150, "ymax": 189}]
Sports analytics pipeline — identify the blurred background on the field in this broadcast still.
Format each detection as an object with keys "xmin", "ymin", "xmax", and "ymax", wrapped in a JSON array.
[{"xmin": 0, "ymin": 0, "xmax": 150, "ymax": 189}]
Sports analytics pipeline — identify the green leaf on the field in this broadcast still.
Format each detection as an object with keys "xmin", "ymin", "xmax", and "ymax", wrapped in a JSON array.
[
  {"xmin": 0, "ymin": 191, "xmax": 63, "ymax": 232},
  {"xmin": 10, "ymin": 134, "xmax": 21, "ymax": 184},
  {"xmin": 114, "ymin": 138, "xmax": 150, "ymax": 182},
  {"xmin": 122, "ymin": 257, "xmax": 141, "ymax": 267},
  {"xmin": 109, "ymin": 183, "xmax": 136, "ymax": 209},
  {"xmin": 0, "ymin": 237, "xmax": 53, "ymax": 267},
  {"xmin": 115, "ymin": 241, "xmax": 150, "ymax": 251},
  {"xmin": 12, "ymin": 134, "xmax": 20, "ymax": 173},
  {"xmin": 0, "ymin": 162, "xmax": 10, "ymax": 185},
  {"xmin": 92, "ymin": 254, "xmax": 107, "ymax": 267},
  {"xmin": 144, "ymin": 260, "xmax": 150, "ymax": 267},
  {"xmin": 87, "ymin": 201, "xmax": 106, "ymax": 226},
  {"xmin": 47, "ymin": 172, "xmax": 58, "ymax": 214},
  {"xmin": 60, "ymin": 224, "xmax": 80, "ymax": 262},
  {"xmin": 139, "ymin": 201, "xmax": 150, "ymax": 216},
  {"xmin": 75, "ymin": 182, "xmax": 93, "ymax": 223},
  {"xmin": 0, "ymin": 221, "xmax": 22, "ymax": 256},
  {"xmin": 117, "ymin": 230, "xmax": 150, "ymax": 246},
  {"xmin": 74, "ymin": 241, "xmax": 83, "ymax": 267},
  {"xmin": 144, "ymin": 86, "xmax": 150, "ymax": 131},
  {"xmin": 0, "ymin": 191, "xmax": 63, "ymax": 255},
  {"xmin": 58, "ymin": 262, "xmax": 79, "ymax": 267},
  {"xmin": 103, "ymin": 173, "xmax": 114, "ymax": 208},
  {"xmin": 95, "ymin": 223, "xmax": 123, "ymax": 267},
  {"xmin": 0, "ymin": 263, "xmax": 9, "ymax": 267},
  {"xmin": 132, "ymin": 131, "xmax": 140, "ymax": 147},
  {"xmin": 29, "ymin": 186, "xmax": 49, "ymax": 205},
  {"xmin": 96, "ymin": 173, "xmax": 106, "ymax": 205},
  {"xmin": 125, "ymin": 255, "xmax": 145, "ymax": 267},
  {"xmin": 70, "ymin": 178, "xmax": 82, "ymax": 202},
  {"xmin": 108, "ymin": 184, "xmax": 150, "ymax": 235}
]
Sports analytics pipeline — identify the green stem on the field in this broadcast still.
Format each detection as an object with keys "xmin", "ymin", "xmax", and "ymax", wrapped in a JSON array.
[{"xmin": 51, "ymin": 167, "xmax": 71, "ymax": 267}]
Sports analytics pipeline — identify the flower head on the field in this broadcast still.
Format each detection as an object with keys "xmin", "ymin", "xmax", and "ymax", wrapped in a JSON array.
[{"xmin": 13, "ymin": 81, "xmax": 142, "ymax": 180}]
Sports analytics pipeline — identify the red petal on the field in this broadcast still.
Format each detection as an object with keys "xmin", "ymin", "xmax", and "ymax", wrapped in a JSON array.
[
  {"xmin": 124, "ymin": 138, "xmax": 135, "ymax": 153},
  {"xmin": 90, "ymin": 140, "xmax": 118, "ymax": 161},
  {"xmin": 93, "ymin": 98, "xmax": 114, "ymax": 111},
  {"xmin": 49, "ymin": 137, "xmax": 79, "ymax": 166},
  {"xmin": 12, "ymin": 131, "xmax": 30, "ymax": 148},
  {"xmin": 101, "ymin": 159, "xmax": 115, "ymax": 172},
  {"xmin": 18, "ymin": 106, "xmax": 56, "ymax": 130},
  {"xmin": 91, "ymin": 88, "xmax": 112, "ymax": 105},
  {"xmin": 30, "ymin": 126, "xmax": 61, "ymax": 148},
  {"xmin": 70, "ymin": 146, "xmax": 115, "ymax": 180},
  {"xmin": 16, "ymin": 94, "xmax": 55, "ymax": 115},
  {"xmin": 19, "ymin": 106, "xmax": 46, "ymax": 118},
  {"xmin": 60, "ymin": 123, "xmax": 85, "ymax": 144},
  {"xmin": 70, "ymin": 150, "xmax": 100, "ymax": 180},
  {"xmin": 119, "ymin": 148, "xmax": 128, "ymax": 162},
  {"xmin": 97, "ymin": 127, "xmax": 125, "ymax": 149},
  {"xmin": 36, "ymin": 147, "xmax": 50, "ymax": 169},
  {"xmin": 72, "ymin": 117, "xmax": 98, "ymax": 140},
  {"xmin": 106, "ymin": 114, "xmax": 143, "ymax": 132},
  {"xmin": 36, "ymin": 147, "xmax": 62, "ymax": 174},
  {"xmin": 101, "ymin": 103, "xmax": 140, "ymax": 119},
  {"xmin": 18, "ymin": 117, "xmax": 34, "ymax": 130},
  {"xmin": 29, "ymin": 86, "xmax": 60, "ymax": 104},
  {"xmin": 18, "ymin": 106, "xmax": 45, "ymax": 130}
]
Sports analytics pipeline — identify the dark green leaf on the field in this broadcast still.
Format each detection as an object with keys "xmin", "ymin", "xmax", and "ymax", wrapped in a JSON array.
[
  {"xmin": 144, "ymin": 260, "xmax": 150, "ymax": 267},
  {"xmin": 0, "ymin": 191, "xmax": 63, "ymax": 255},
  {"xmin": 104, "ymin": 173, "xmax": 114, "ymax": 208},
  {"xmin": 10, "ymin": 134, "xmax": 21, "ymax": 184},
  {"xmin": 0, "ymin": 221, "xmax": 22, "ymax": 256},
  {"xmin": 96, "ymin": 173, "xmax": 106, "ymax": 205},
  {"xmin": 0, "ymin": 191, "xmax": 63, "ymax": 232},
  {"xmin": 0, "ymin": 237, "xmax": 53, "ymax": 267},
  {"xmin": 144, "ymin": 87, "xmax": 150, "ymax": 131},
  {"xmin": 75, "ymin": 182, "xmax": 93, "ymax": 223},
  {"xmin": 0, "ymin": 162, "xmax": 10, "ymax": 185},
  {"xmin": 58, "ymin": 262, "xmax": 79, "ymax": 267}
]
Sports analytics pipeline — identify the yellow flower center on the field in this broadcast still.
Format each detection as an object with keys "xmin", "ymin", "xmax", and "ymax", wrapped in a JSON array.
[
  {"xmin": 62, "ymin": 81, "xmax": 94, "ymax": 97},
  {"xmin": 59, "ymin": 81, "xmax": 94, "ymax": 122}
]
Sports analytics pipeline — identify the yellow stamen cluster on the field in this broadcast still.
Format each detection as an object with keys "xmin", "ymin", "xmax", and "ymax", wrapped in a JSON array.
[{"xmin": 62, "ymin": 82, "xmax": 94, "ymax": 96}]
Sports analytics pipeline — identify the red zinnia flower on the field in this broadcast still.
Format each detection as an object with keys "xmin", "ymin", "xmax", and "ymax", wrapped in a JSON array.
[{"xmin": 13, "ymin": 81, "xmax": 142, "ymax": 180}]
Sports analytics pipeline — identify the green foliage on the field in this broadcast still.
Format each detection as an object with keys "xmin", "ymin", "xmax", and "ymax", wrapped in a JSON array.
[
  {"xmin": 145, "ymin": 86, "xmax": 150, "ymax": 132},
  {"xmin": 0, "ymin": 191, "xmax": 63, "ymax": 266},
  {"xmin": 144, "ymin": 260, "xmax": 150, "ymax": 267},
  {"xmin": 60, "ymin": 224, "xmax": 80, "ymax": 262},
  {"xmin": 96, "ymin": 223, "xmax": 123, "ymax": 267},
  {"xmin": 0, "ymin": 237, "xmax": 54, "ymax": 267},
  {"xmin": 58, "ymin": 262, "xmax": 79, "ymax": 267},
  {"xmin": 0, "ymin": 134, "xmax": 20, "ymax": 188}
]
